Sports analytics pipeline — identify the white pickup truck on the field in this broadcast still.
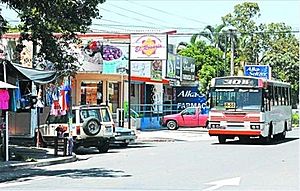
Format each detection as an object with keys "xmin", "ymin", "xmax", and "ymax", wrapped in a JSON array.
[{"xmin": 37, "ymin": 105, "xmax": 114, "ymax": 153}]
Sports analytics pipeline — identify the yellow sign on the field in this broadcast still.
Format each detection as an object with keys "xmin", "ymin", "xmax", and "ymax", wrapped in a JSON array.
[{"xmin": 224, "ymin": 102, "xmax": 236, "ymax": 109}]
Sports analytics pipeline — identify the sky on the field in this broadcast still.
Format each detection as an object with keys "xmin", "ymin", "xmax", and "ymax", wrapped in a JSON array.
[{"xmin": 1, "ymin": 0, "xmax": 299, "ymax": 44}]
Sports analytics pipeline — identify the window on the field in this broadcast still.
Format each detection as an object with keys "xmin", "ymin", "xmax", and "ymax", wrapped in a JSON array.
[
  {"xmin": 81, "ymin": 81, "xmax": 103, "ymax": 105},
  {"xmin": 183, "ymin": 107, "xmax": 196, "ymax": 115}
]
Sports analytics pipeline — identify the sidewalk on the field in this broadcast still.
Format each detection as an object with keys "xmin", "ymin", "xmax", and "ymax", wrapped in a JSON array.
[{"xmin": 0, "ymin": 145, "xmax": 77, "ymax": 172}]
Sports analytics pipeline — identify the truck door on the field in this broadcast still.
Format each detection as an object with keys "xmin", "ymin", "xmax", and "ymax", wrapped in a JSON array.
[{"xmin": 181, "ymin": 107, "xmax": 198, "ymax": 127}]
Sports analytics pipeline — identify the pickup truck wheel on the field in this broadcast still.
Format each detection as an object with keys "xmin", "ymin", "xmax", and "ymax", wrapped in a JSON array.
[
  {"xmin": 98, "ymin": 141, "xmax": 110, "ymax": 153},
  {"xmin": 167, "ymin": 120, "xmax": 178, "ymax": 130},
  {"xmin": 83, "ymin": 117, "xmax": 101, "ymax": 136}
]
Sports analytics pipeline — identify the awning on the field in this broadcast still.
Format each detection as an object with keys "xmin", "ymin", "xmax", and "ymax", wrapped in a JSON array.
[
  {"xmin": 1, "ymin": 62, "xmax": 57, "ymax": 84},
  {"xmin": 131, "ymin": 76, "xmax": 169, "ymax": 84},
  {"xmin": 0, "ymin": 81, "xmax": 17, "ymax": 89}
]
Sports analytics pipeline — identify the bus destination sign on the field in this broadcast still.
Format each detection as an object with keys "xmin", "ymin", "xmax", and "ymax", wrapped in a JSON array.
[{"xmin": 215, "ymin": 77, "xmax": 258, "ymax": 87}]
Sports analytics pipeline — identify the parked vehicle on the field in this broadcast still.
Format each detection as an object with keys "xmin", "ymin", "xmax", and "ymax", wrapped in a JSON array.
[
  {"xmin": 37, "ymin": 105, "xmax": 114, "ymax": 153},
  {"xmin": 111, "ymin": 127, "xmax": 137, "ymax": 147},
  {"xmin": 161, "ymin": 107, "xmax": 208, "ymax": 130}
]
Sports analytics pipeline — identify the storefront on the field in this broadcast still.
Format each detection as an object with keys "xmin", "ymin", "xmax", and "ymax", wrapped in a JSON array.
[{"xmin": 73, "ymin": 73, "xmax": 127, "ymax": 115}]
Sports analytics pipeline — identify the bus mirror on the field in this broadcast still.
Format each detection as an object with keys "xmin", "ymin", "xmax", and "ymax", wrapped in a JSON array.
[{"xmin": 206, "ymin": 102, "xmax": 210, "ymax": 107}]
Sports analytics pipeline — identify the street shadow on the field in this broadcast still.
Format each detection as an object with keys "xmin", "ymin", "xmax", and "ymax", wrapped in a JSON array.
[
  {"xmin": 110, "ymin": 142, "xmax": 156, "ymax": 150},
  {"xmin": 75, "ymin": 142, "xmax": 155, "ymax": 155},
  {"xmin": 0, "ymin": 167, "xmax": 131, "ymax": 183},
  {"xmin": 212, "ymin": 137, "xmax": 299, "ymax": 146}
]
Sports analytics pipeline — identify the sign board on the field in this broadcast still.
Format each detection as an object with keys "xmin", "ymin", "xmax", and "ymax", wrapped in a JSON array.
[
  {"xmin": 130, "ymin": 34, "xmax": 167, "ymax": 60},
  {"xmin": 244, "ymin": 65, "xmax": 271, "ymax": 79},
  {"xmin": 175, "ymin": 86, "xmax": 207, "ymax": 110},
  {"xmin": 214, "ymin": 77, "xmax": 259, "ymax": 87},
  {"xmin": 181, "ymin": 56, "xmax": 195, "ymax": 81}
]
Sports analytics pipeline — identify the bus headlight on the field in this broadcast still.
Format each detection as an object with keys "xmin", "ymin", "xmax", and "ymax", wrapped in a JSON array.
[
  {"xmin": 250, "ymin": 125, "xmax": 260, "ymax": 129},
  {"xmin": 211, "ymin": 124, "xmax": 221, "ymax": 129}
]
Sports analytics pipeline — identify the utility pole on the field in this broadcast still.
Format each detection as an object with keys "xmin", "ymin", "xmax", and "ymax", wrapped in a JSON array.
[{"xmin": 229, "ymin": 29, "xmax": 235, "ymax": 76}]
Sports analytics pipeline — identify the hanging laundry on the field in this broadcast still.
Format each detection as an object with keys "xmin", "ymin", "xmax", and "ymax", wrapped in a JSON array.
[
  {"xmin": 15, "ymin": 80, "xmax": 21, "ymax": 109},
  {"xmin": 0, "ymin": 89, "xmax": 10, "ymax": 110}
]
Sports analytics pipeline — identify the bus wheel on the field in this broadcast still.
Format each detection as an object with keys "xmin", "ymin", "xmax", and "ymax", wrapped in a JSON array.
[
  {"xmin": 218, "ymin": 136, "xmax": 226, "ymax": 144},
  {"xmin": 263, "ymin": 124, "xmax": 273, "ymax": 144},
  {"xmin": 239, "ymin": 136, "xmax": 250, "ymax": 143},
  {"xmin": 278, "ymin": 124, "xmax": 287, "ymax": 140}
]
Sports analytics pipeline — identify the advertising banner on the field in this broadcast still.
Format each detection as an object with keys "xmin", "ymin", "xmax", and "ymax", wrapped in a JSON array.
[
  {"xmin": 130, "ymin": 34, "xmax": 167, "ymax": 60},
  {"xmin": 166, "ymin": 53, "xmax": 176, "ymax": 79},
  {"xmin": 181, "ymin": 56, "xmax": 195, "ymax": 81},
  {"xmin": 175, "ymin": 54, "xmax": 181, "ymax": 80},
  {"xmin": 102, "ymin": 44, "xmax": 129, "ymax": 74},
  {"xmin": 244, "ymin": 65, "xmax": 271, "ymax": 79},
  {"xmin": 175, "ymin": 86, "xmax": 207, "ymax": 110},
  {"xmin": 131, "ymin": 61, "xmax": 151, "ymax": 77},
  {"xmin": 151, "ymin": 60, "xmax": 163, "ymax": 81}
]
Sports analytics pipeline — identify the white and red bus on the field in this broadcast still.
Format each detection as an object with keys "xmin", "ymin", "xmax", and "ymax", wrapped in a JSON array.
[{"xmin": 208, "ymin": 76, "xmax": 292, "ymax": 143}]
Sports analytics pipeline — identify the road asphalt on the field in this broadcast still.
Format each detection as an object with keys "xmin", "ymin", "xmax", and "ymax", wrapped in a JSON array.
[{"xmin": 0, "ymin": 127, "xmax": 209, "ymax": 173}]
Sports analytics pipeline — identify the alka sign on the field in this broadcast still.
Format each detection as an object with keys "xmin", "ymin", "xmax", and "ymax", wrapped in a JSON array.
[
  {"xmin": 130, "ymin": 34, "xmax": 167, "ymax": 60},
  {"xmin": 244, "ymin": 65, "xmax": 271, "ymax": 79},
  {"xmin": 175, "ymin": 86, "xmax": 207, "ymax": 109}
]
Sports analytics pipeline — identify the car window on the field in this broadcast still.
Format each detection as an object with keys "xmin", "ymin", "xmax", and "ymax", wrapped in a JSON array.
[
  {"xmin": 183, "ymin": 108, "xmax": 196, "ymax": 115},
  {"xmin": 100, "ymin": 108, "xmax": 111, "ymax": 122},
  {"xmin": 48, "ymin": 110, "xmax": 76, "ymax": 124},
  {"xmin": 48, "ymin": 115, "xmax": 68, "ymax": 124},
  {"xmin": 80, "ymin": 109, "xmax": 101, "ymax": 123}
]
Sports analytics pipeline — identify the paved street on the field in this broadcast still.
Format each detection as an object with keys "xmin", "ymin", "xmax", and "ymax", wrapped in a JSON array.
[{"xmin": 0, "ymin": 128, "xmax": 299, "ymax": 191}]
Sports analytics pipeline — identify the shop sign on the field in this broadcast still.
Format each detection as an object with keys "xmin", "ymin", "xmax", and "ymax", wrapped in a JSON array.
[
  {"xmin": 175, "ymin": 86, "xmax": 207, "ymax": 109},
  {"xmin": 244, "ymin": 65, "xmax": 271, "ymax": 79},
  {"xmin": 130, "ymin": 34, "xmax": 167, "ymax": 60}
]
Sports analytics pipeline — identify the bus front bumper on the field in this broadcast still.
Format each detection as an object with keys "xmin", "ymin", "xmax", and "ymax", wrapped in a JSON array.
[{"xmin": 209, "ymin": 129, "xmax": 261, "ymax": 136}]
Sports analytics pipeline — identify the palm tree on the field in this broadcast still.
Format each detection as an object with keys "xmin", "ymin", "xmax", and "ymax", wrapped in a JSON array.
[{"xmin": 190, "ymin": 23, "xmax": 227, "ymax": 52}]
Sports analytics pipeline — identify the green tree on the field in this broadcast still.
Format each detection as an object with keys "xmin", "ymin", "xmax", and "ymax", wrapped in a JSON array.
[
  {"xmin": 0, "ymin": 0, "xmax": 105, "ymax": 76},
  {"xmin": 191, "ymin": 24, "xmax": 227, "ymax": 52},
  {"xmin": 179, "ymin": 40, "xmax": 228, "ymax": 93},
  {"xmin": 222, "ymin": 2, "xmax": 299, "ymax": 106}
]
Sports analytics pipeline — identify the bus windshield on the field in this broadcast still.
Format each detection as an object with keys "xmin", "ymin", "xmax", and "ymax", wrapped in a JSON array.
[{"xmin": 210, "ymin": 88, "xmax": 262, "ymax": 111}]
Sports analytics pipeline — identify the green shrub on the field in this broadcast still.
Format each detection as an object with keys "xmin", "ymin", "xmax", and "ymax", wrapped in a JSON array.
[{"xmin": 292, "ymin": 113, "xmax": 299, "ymax": 127}]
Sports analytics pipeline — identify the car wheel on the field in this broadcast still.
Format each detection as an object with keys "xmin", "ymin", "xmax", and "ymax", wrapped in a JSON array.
[
  {"xmin": 98, "ymin": 141, "xmax": 110, "ymax": 153},
  {"xmin": 167, "ymin": 120, "xmax": 178, "ymax": 130},
  {"xmin": 82, "ymin": 117, "xmax": 101, "ymax": 136}
]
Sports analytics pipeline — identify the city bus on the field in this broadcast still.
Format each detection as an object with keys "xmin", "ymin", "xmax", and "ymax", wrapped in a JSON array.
[{"xmin": 208, "ymin": 76, "xmax": 292, "ymax": 144}]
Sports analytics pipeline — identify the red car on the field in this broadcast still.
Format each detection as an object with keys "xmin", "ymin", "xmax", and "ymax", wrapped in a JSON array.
[{"xmin": 161, "ymin": 107, "xmax": 208, "ymax": 130}]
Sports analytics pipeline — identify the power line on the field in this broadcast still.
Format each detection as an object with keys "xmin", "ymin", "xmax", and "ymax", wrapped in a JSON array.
[
  {"xmin": 105, "ymin": 2, "xmax": 170, "ymax": 27},
  {"xmin": 92, "ymin": 22, "xmax": 206, "ymax": 31},
  {"xmin": 125, "ymin": 0, "xmax": 209, "ymax": 26},
  {"xmin": 100, "ymin": 7, "xmax": 172, "ymax": 29}
]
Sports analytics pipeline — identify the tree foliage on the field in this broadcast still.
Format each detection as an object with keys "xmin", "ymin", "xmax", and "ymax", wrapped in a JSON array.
[
  {"xmin": 178, "ymin": 40, "xmax": 228, "ymax": 93},
  {"xmin": 222, "ymin": 2, "xmax": 299, "ymax": 106},
  {"xmin": 179, "ymin": 2, "xmax": 299, "ymax": 106},
  {"xmin": 0, "ymin": 0, "xmax": 105, "ymax": 76}
]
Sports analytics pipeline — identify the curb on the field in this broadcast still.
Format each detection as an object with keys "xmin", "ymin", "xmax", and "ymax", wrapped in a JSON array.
[{"xmin": 0, "ymin": 155, "xmax": 77, "ymax": 172}]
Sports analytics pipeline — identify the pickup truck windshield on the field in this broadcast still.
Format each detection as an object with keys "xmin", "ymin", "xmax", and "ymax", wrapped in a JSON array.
[{"xmin": 210, "ymin": 88, "xmax": 262, "ymax": 111}]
